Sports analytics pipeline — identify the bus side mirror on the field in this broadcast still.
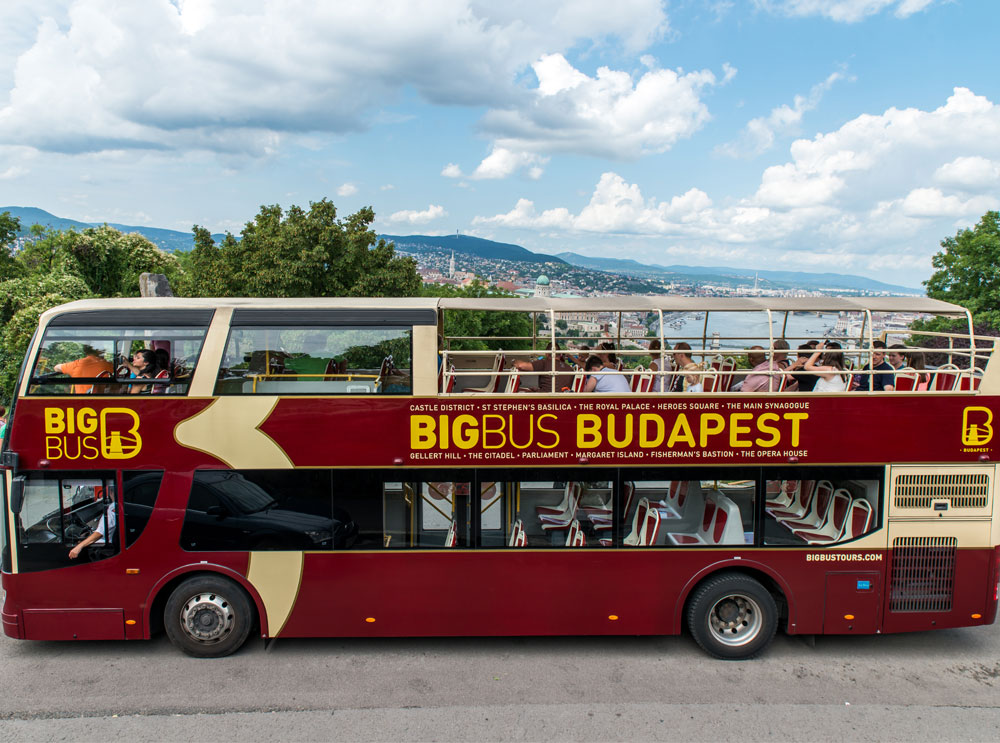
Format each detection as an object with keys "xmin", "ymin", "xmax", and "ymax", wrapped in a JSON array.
[{"xmin": 10, "ymin": 475, "xmax": 25, "ymax": 515}]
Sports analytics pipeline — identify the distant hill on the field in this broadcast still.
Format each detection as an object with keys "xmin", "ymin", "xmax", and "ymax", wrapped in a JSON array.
[
  {"xmin": 556, "ymin": 251, "xmax": 921, "ymax": 294},
  {"xmin": 381, "ymin": 233, "xmax": 566, "ymax": 265},
  {"xmin": 1, "ymin": 206, "xmax": 226, "ymax": 252}
]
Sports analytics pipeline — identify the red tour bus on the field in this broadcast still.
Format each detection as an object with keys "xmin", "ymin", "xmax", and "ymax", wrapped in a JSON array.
[{"xmin": 1, "ymin": 296, "xmax": 998, "ymax": 659}]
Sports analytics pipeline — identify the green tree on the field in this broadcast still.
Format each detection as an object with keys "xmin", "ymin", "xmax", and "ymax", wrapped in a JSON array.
[
  {"xmin": 17, "ymin": 225, "xmax": 180, "ymax": 296},
  {"xmin": 0, "ymin": 211, "xmax": 22, "ymax": 280},
  {"xmin": 177, "ymin": 200, "xmax": 421, "ymax": 298},
  {"xmin": 422, "ymin": 281, "xmax": 533, "ymax": 351},
  {"xmin": 0, "ymin": 271, "xmax": 94, "ymax": 398},
  {"xmin": 924, "ymin": 211, "xmax": 1000, "ymax": 329}
]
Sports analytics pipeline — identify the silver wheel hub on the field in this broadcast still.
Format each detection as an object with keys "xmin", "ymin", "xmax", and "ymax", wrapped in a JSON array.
[
  {"xmin": 708, "ymin": 593, "xmax": 762, "ymax": 647},
  {"xmin": 180, "ymin": 592, "xmax": 235, "ymax": 644}
]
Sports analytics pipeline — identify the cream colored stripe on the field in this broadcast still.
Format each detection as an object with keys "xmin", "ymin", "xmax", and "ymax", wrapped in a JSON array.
[
  {"xmin": 174, "ymin": 397, "xmax": 292, "ymax": 469},
  {"xmin": 246, "ymin": 551, "xmax": 304, "ymax": 637},
  {"xmin": 5, "ymin": 471, "xmax": 17, "ymax": 574}
]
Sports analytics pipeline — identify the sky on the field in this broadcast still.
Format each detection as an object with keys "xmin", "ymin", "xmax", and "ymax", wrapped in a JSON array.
[{"xmin": 1, "ymin": 1, "xmax": 998, "ymax": 289}]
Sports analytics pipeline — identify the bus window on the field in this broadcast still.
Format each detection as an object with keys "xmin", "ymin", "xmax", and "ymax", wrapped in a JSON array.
[
  {"xmin": 484, "ymin": 477, "xmax": 615, "ymax": 548},
  {"xmin": 763, "ymin": 474, "xmax": 880, "ymax": 546},
  {"xmin": 122, "ymin": 471, "xmax": 165, "ymax": 548},
  {"xmin": 632, "ymin": 477, "xmax": 756, "ymax": 547},
  {"xmin": 29, "ymin": 326, "xmax": 207, "ymax": 395},
  {"xmin": 13, "ymin": 472, "xmax": 118, "ymax": 572},
  {"xmin": 214, "ymin": 326, "xmax": 412, "ymax": 395},
  {"xmin": 180, "ymin": 470, "xmax": 339, "ymax": 551}
]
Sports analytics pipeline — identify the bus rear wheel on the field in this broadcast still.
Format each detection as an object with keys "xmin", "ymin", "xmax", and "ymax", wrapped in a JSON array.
[
  {"xmin": 686, "ymin": 573, "xmax": 777, "ymax": 660},
  {"xmin": 164, "ymin": 576, "xmax": 253, "ymax": 658}
]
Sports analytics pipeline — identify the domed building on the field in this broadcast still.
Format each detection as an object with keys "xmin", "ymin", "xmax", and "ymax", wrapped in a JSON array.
[{"xmin": 534, "ymin": 274, "xmax": 551, "ymax": 298}]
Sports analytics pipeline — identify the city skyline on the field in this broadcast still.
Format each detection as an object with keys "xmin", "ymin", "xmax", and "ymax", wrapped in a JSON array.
[{"xmin": 1, "ymin": 1, "xmax": 998, "ymax": 288}]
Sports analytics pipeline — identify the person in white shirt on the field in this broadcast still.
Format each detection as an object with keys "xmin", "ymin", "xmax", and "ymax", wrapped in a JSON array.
[
  {"xmin": 583, "ymin": 355, "xmax": 631, "ymax": 393},
  {"xmin": 68, "ymin": 502, "xmax": 117, "ymax": 559}
]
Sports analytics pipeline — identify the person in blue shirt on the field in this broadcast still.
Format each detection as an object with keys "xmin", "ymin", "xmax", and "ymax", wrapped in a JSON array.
[{"xmin": 853, "ymin": 340, "xmax": 895, "ymax": 391}]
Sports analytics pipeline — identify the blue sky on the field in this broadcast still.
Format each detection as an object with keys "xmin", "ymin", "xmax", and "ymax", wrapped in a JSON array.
[{"xmin": 1, "ymin": 0, "xmax": 998, "ymax": 288}]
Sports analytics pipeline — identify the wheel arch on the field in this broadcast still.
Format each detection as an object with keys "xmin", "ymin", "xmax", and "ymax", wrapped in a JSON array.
[
  {"xmin": 143, "ymin": 563, "xmax": 268, "ymax": 638},
  {"xmin": 673, "ymin": 558, "xmax": 794, "ymax": 632}
]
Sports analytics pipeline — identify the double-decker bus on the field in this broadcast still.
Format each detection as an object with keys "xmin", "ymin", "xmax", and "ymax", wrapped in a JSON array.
[{"xmin": 1, "ymin": 296, "xmax": 998, "ymax": 659}]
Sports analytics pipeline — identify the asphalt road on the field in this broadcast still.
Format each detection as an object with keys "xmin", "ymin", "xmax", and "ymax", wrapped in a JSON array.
[{"xmin": 1, "ymin": 624, "xmax": 999, "ymax": 741}]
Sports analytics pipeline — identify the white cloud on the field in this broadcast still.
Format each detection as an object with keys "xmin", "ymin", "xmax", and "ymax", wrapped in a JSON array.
[
  {"xmin": 753, "ymin": 0, "xmax": 937, "ymax": 22},
  {"xmin": 337, "ymin": 183, "xmax": 358, "ymax": 197},
  {"xmin": 898, "ymin": 188, "xmax": 999, "ymax": 218},
  {"xmin": 934, "ymin": 156, "xmax": 1000, "ymax": 191},
  {"xmin": 718, "ymin": 71, "xmax": 845, "ymax": 157},
  {"xmin": 452, "ymin": 53, "xmax": 722, "ymax": 178},
  {"xmin": 388, "ymin": 204, "xmax": 447, "ymax": 224},
  {"xmin": 380, "ymin": 184, "xmax": 395, "ymax": 191},
  {"xmin": 472, "ymin": 88, "xmax": 1000, "ymax": 284},
  {"xmin": 0, "ymin": 0, "xmax": 670, "ymax": 155},
  {"xmin": 441, "ymin": 163, "xmax": 463, "ymax": 179},
  {"xmin": 0, "ymin": 165, "xmax": 27, "ymax": 179}
]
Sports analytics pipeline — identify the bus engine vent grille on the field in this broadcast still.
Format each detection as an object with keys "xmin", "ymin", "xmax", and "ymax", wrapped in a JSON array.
[
  {"xmin": 893, "ymin": 473, "xmax": 989, "ymax": 509},
  {"xmin": 889, "ymin": 536, "xmax": 957, "ymax": 613}
]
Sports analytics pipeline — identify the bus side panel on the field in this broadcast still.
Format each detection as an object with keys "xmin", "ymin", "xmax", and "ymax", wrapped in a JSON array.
[
  {"xmin": 881, "ymin": 547, "xmax": 997, "ymax": 634},
  {"xmin": 272, "ymin": 550, "xmax": 861, "ymax": 639},
  {"xmin": 22, "ymin": 608, "xmax": 124, "ymax": 641}
]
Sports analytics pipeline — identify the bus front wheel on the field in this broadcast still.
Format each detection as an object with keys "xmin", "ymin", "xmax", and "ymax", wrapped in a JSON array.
[
  {"xmin": 686, "ymin": 573, "xmax": 778, "ymax": 660},
  {"xmin": 164, "ymin": 575, "xmax": 253, "ymax": 658}
]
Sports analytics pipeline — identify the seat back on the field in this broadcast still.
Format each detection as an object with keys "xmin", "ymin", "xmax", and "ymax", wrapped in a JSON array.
[
  {"xmin": 636, "ymin": 371, "xmax": 653, "ymax": 393},
  {"xmin": 623, "ymin": 497, "xmax": 650, "ymax": 546},
  {"xmin": 504, "ymin": 367, "xmax": 521, "ymax": 394},
  {"xmin": 719, "ymin": 357, "xmax": 737, "ymax": 392},
  {"xmin": 638, "ymin": 507, "xmax": 660, "ymax": 546},
  {"xmin": 933, "ymin": 363, "xmax": 961, "ymax": 391},
  {"xmin": 565, "ymin": 519, "xmax": 587, "ymax": 547},
  {"xmin": 701, "ymin": 369, "xmax": 720, "ymax": 393},
  {"xmin": 445, "ymin": 520, "xmax": 458, "ymax": 547},
  {"xmin": 957, "ymin": 370, "xmax": 982, "ymax": 391},
  {"xmin": 842, "ymin": 498, "xmax": 873, "ymax": 540},
  {"xmin": 572, "ymin": 366, "xmax": 585, "ymax": 392},
  {"xmin": 892, "ymin": 366, "xmax": 919, "ymax": 391},
  {"xmin": 630, "ymin": 365, "xmax": 645, "ymax": 392},
  {"xmin": 508, "ymin": 519, "xmax": 523, "ymax": 547},
  {"xmin": 89, "ymin": 370, "xmax": 113, "ymax": 395},
  {"xmin": 444, "ymin": 364, "xmax": 456, "ymax": 393},
  {"xmin": 707, "ymin": 493, "xmax": 745, "ymax": 545}
]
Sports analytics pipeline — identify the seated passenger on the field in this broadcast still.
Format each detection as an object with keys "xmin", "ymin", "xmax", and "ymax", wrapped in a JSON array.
[
  {"xmin": 852, "ymin": 340, "xmax": 894, "ymax": 391},
  {"xmin": 596, "ymin": 341, "xmax": 617, "ymax": 369},
  {"xmin": 667, "ymin": 342, "xmax": 699, "ymax": 393},
  {"xmin": 512, "ymin": 342, "xmax": 574, "ymax": 393},
  {"xmin": 742, "ymin": 339, "xmax": 797, "ymax": 392},
  {"xmin": 804, "ymin": 341, "xmax": 848, "ymax": 392},
  {"xmin": 121, "ymin": 349, "xmax": 161, "ymax": 394},
  {"xmin": 584, "ymin": 355, "xmax": 631, "ymax": 393},
  {"xmin": 648, "ymin": 339, "xmax": 671, "ymax": 392},
  {"xmin": 907, "ymin": 349, "xmax": 930, "ymax": 390},
  {"xmin": 53, "ymin": 346, "xmax": 114, "ymax": 394},
  {"xmin": 787, "ymin": 341, "xmax": 819, "ymax": 392}
]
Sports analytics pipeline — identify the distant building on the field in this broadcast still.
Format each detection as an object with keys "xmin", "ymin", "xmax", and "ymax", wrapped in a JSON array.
[{"xmin": 534, "ymin": 274, "xmax": 551, "ymax": 298}]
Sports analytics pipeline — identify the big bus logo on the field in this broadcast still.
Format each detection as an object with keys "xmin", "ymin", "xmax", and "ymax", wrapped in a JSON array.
[
  {"xmin": 43, "ymin": 407, "xmax": 143, "ymax": 460},
  {"xmin": 962, "ymin": 406, "xmax": 993, "ymax": 447}
]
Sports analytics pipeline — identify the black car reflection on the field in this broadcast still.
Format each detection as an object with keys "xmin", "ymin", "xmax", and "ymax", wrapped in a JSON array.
[{"xmin": 177, "ymin": 471, "xmax": 358, "ymax": 551}]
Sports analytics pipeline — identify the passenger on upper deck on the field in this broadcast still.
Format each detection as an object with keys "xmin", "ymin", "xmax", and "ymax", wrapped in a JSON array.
[
  {"xmin": 667, "ymin": 342, "xmax": 697, "ymax": 393},
  {"xmin": 584, "ymin": 355, "xmax": 631, "ymax": 393},
  {"xmin": 852, "ymin": 340, "xmax": 895, "ymax": 391},
  {"xmin": 804, "ymin": 341, "xmax": 848, "ymax": 392},
  {"xmin": 53, "ymin": 346, "xmax": 114, "ymax": 394},
  {"xmin": 596, "ymin": 341, "xmax": 618, "ymax": 369},
  {"xmin": 648, "ymin": 339, "xmax": 672, "ymax": 392},
  {"xmin": 788, "ymin": 341, "xmax": 819, "ymax": 392},
  {"xmin": 887, "ymin": 344, "xmax": 907, "ymax": 373},
  {"xmin": 512, "ymin": 343, "xmax": 574, "ymax": 393},
  {"xmin": 121, "ymin": 349, "xmax": 161, "ymax": 394},
  {"xmin": 907, "ymin": 349, "xmax": 930, "ymax": 390},
  {"xmin": 741, "ymin": 339, "xmax": 797, "ymax": 392}
]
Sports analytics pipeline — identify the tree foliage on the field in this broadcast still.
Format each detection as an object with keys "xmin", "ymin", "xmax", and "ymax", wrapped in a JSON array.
[
  {"xmin": 422, "ymin": 280, "xmax": 534, "ymax": 351},
  {"xmin": 924, "ymin": 211, "xmax": 1000, "ymax": 329},
  {"xmin": 177, "ymin": 200, "xmax": 421, "ymax": 298},
  {"xmin": 0, "ymin": 211, "xmax": 22, "ymax": 281}
]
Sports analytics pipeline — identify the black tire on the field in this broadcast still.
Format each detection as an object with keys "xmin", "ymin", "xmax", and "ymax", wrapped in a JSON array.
[
  {"xmin": 164, "ymin": 575, "xmax": 253, "ymax": 658},
  {"xmin": 686, "ymin": 572, "xmax": 778, "ymax": 660}
]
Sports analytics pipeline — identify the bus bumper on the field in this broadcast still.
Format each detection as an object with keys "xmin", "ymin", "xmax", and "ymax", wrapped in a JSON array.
[{"xmin": 2, "ymin": 607, "xmax": 21, "ymax": 639}]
